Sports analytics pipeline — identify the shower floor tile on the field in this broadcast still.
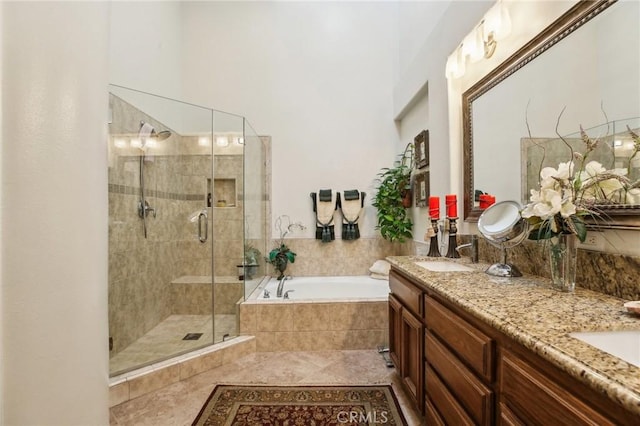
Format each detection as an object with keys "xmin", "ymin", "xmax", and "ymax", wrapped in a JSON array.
[{"xmin": 110, "ymin": 314, "xmax": 237, "ymax": 376}]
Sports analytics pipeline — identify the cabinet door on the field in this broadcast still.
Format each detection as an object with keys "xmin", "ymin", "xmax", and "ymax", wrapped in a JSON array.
[
  {"xmin": 388, "ymin": 294, "xmax": 402, "ymax": 369},
  {"xmin": 401, "ymin": 307, "xmax": 423, "ymax": 413}
]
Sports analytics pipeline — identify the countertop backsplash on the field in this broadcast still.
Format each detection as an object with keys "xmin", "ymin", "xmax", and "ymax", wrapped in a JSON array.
[{"xmin": 451, "ymin": 234, "xmax": 640, "ymax": 301}]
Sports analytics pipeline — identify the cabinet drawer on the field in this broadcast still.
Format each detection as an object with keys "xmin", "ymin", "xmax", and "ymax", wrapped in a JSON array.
[
  {"xmin": 426, "ymin": 331, "xmax": 493, "ymax": 425},
  {"xmin": 425, "ymin": 296, "xmax": 494, "ymax": 381},
  {"xmin": 424, "ymin": 397, "xmax": 445, "ymax": 426},
  {"xmin": 500, "ymin": 350, "xmax": 614, "ymax": 426},
  {"xmin": 425, "ymin": 364, "xmax": 474, "ymax": 426},
  {"xmin": 498, "ymin": 402, "xmax": 525, "ymax": 426},
  {"xmin": 389, "ymin": 270, "xmax": 422, "ymax": 316}
]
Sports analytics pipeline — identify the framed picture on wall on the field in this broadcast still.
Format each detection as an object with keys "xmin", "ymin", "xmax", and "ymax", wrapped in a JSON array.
[
  {"xmin": 414, "ymin": 130, "xmax": 429, "ymax": 169},
  {"xmin": 414, "ymin": 171, "xmax": 429, "ymax": 207}
]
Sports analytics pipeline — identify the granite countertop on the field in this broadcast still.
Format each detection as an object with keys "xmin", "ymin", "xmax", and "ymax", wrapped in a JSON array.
[{"xmin": 387, "ymin": 255, "xmax": 640, "ymax": 416}]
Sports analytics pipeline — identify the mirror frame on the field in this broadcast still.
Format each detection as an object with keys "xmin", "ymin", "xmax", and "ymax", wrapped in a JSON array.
[{"xmin": 462, "ymin": 0, "xmax": 620, "ymax": 223}]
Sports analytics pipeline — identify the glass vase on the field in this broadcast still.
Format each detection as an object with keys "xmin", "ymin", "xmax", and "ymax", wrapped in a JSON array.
[{"xmin": 548, "ymin": 233, "xmax": 577, "ymax": 292}]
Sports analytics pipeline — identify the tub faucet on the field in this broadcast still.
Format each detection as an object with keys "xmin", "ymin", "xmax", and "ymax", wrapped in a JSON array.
[
  {"xmin": 283, "ymin": 290, "xmax": 295, "ymax": 299},
  {"xmin": 276, "ymin": 275, "xmax": 292, "ymax": 298},
  {"xmin": 456, "ymin": 235, "xmax": 479, "ymax": 263}
]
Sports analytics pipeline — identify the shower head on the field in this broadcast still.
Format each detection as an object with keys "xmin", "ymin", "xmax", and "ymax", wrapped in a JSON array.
[{"xmin": 138, "ymin": 121, "xmax": 172, "ymax": 145}]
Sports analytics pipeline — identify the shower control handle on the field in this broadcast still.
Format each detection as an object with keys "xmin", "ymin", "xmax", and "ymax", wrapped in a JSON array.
[{"xmin": 198, "ymin": 210, "xmax": 208, "ymax": 243}]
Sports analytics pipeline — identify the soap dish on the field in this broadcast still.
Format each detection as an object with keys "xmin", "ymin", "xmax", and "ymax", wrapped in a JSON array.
[{"xmin": 623, "ymin": 301, "xmax": 640, "ymax": 315}]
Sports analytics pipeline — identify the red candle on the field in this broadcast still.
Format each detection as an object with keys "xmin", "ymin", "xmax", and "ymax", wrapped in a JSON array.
[
  {"xmin": 479, "ymin": 194, "xmax": 489, "ymax": 209},
  {"xmin": 446, "ymin": 194, "xmax": 457, "ymax": 218},
  {"xmin": 429, "ymin": 196, "xmax": 440, "ymax": 219}
]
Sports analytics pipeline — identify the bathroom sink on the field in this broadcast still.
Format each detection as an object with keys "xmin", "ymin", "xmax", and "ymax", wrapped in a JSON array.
[
  {"xmin": 569, "ymin": 330, "xmax": 640, "ymax": 367},
  {"xmin": 414, "ymin": 261, "xmax": 475, "ymax": 272}
]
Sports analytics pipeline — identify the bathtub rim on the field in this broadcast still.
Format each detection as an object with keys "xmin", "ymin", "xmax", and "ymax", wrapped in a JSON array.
[{"xmin": 244, "ymin": 275, "xmax": 390, "ymax": 304}]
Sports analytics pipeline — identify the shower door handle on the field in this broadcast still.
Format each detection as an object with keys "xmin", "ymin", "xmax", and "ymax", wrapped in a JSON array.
[{"xmin": 198, "ymin": 210, "xmax": 208, "ymax": 243}]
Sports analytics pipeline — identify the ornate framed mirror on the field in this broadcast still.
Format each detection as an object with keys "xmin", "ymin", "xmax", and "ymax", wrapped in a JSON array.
[{"xmin": 462, "ymin": 0, "xmax": 640, "ymax": 227}]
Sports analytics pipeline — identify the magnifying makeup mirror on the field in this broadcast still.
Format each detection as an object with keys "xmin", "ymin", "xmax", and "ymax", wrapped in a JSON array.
[{"xmin": 478, "ymin": 200, "xmax": 528, "ymax": 277}]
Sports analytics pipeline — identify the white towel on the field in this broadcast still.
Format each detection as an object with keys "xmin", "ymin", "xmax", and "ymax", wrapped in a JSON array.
[
  {"xmin": 370, "ymin": 272, "xmax": 389, "ymax": 280},
  {"xmin": 369, "ymin": 259, "xmax": 391, "ymax": 276},
  {"xmin": 341, "ymin": 196, "xmax": 362, "ymax": 224},
  {"xmin": 316, "ymin": 191, "xmax": 336, "ymax": 226}
]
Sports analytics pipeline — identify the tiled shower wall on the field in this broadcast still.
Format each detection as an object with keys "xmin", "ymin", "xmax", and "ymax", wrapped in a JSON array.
[
  {"xmin": 212, "ymin": 155, "xmax": 244, "ymax": 277},
  {"xmin": 108, "ymin": 95, "xmax": 249, "ymax": 357},
  {"xmin": 108, "ymin": 153, "xmax": 214, "ymax": 355}
]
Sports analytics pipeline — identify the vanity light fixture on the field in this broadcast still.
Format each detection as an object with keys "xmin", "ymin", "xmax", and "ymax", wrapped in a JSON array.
[
  {"xmin": 445, "ymin": 44, "xmax": 466, "ymax": 79},
  {"xmin": 233, "ymin": 136, "xmax": 244, "ymax": 145},
  {"xmin": 215, "ymin": 136, "xmax": 229, "ymax": 147},
  {"xmin": 445, "ymin": 0, "xmax": 511, "ymax": 79},
  {"xmin": 198, "ymin": 136, "xmax": 211, "ymax": 147},
  {"xmin": 462, "ymin": 29, "xmax": 484, "ymax": 63}
]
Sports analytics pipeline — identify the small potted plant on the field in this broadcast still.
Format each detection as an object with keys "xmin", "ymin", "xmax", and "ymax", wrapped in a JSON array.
[
  {"xmin": 267, "ymin": 215, "xmax": 305, "ymax": 279},
  {"xmin": 372, "ymin": 143, "xmax": 414, "ymax": 242}
]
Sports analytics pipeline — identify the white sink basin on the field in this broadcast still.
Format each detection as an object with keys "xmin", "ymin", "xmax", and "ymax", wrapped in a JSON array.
[
  {"xmin": 570, "ymin": 330, "xmax": 640, "ymax": 367},
  {"xmin": 415, "ymin": 261, "xmax": 475, "ymax": 272}
]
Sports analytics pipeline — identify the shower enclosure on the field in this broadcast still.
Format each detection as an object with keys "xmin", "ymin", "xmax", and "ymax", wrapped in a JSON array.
[{"xmin": 108, "ymin": 85, "xmax": 267, "ymax": 376}]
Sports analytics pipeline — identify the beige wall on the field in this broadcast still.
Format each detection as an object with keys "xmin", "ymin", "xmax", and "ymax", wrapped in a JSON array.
[{"xmin": 2, "ymin": 2, "xmax": 109, "ymax": 424}]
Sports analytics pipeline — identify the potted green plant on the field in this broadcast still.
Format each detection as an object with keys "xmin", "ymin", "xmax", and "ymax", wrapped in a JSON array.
[
  {"xmin": 267, "ymin": 215, "xmax": 305, "ymax": 279},
  {"xmin": 373, "ymin": 143, "xmax": 414, "ymax": 242}
]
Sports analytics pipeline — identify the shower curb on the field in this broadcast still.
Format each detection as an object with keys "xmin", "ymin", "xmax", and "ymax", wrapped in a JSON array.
[{"xmin": 108, "ymin": 335, "xmax": 256, "ymax": 407}]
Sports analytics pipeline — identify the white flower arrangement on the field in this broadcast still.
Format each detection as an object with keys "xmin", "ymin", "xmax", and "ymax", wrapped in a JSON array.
[{"xmin": 522, "ymin": 125, "xmax": 640, "ymax": 242}]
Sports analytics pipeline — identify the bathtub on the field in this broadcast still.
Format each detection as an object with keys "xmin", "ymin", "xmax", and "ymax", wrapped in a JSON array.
[
  {"xmin": 241, "ymin": 275, "xmax": 390, "ymax": 351},
  {"xmin": 254, "ymin": 275, "xmax": 390, "ymax": 301}
]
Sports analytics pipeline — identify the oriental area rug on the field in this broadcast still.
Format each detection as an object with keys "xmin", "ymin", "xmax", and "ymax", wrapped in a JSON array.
[{"xmin": 191, "ymin": 385, "xmax": 408, "ymax": 425}]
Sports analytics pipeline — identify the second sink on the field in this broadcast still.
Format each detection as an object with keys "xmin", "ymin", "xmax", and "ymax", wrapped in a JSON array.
[{"xmin": 570, "ymin": 330, "xmax": 640, "ymax": 368}]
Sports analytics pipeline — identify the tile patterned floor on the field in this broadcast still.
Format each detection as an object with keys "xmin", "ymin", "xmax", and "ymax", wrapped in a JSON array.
[
  {"xmin": 110, "ymin": 314, "xmax": 238, "ymax": 376},
  {"xmin": 109, "ymin": 349, "xmax": 423, "ymax": 425}
]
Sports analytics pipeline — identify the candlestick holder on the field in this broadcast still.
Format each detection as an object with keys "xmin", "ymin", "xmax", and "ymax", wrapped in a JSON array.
[
  {"xmin": 427, "ymin": 219, "xmax": 441, "ymax": 257},
  {"xmin": 445, "ymin": 217, "xmax": 460, "ymax": 258}
]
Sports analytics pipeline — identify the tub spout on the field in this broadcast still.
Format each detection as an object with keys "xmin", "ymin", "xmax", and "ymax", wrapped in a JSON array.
[{"xmin": 276, "ymin": 275, "xmax": 292, "ymax": 298}]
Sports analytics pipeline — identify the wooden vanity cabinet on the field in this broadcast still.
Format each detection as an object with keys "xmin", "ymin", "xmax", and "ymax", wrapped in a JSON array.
[
  {"xmin": 389, "ymin": 270, "xmax": 424, "ymax": 413},
  {"xmin": 389, "ymin": 266, "xmax": 639, "ymax": 425}
]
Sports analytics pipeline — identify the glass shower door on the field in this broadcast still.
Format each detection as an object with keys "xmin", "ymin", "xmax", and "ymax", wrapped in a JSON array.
[{"xmin": 108, "ymin": 85, "xmax": 215, "ymax": 376}]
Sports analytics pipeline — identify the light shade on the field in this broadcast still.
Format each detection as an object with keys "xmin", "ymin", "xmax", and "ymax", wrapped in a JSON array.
[
  {"xmin": 462, "ymin": 29, "xmax": 484, "ymax": 63},
  {"xmin": 484, "ymin": 0, "xmax": 511, "ymax": 42},
  {"xmin": 216, "ymin": 136, "xmax": 229, "ymax": 147},
  {"xmin": 446, "ymin": 46, "xmax": 466, "ymax": 79}
]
